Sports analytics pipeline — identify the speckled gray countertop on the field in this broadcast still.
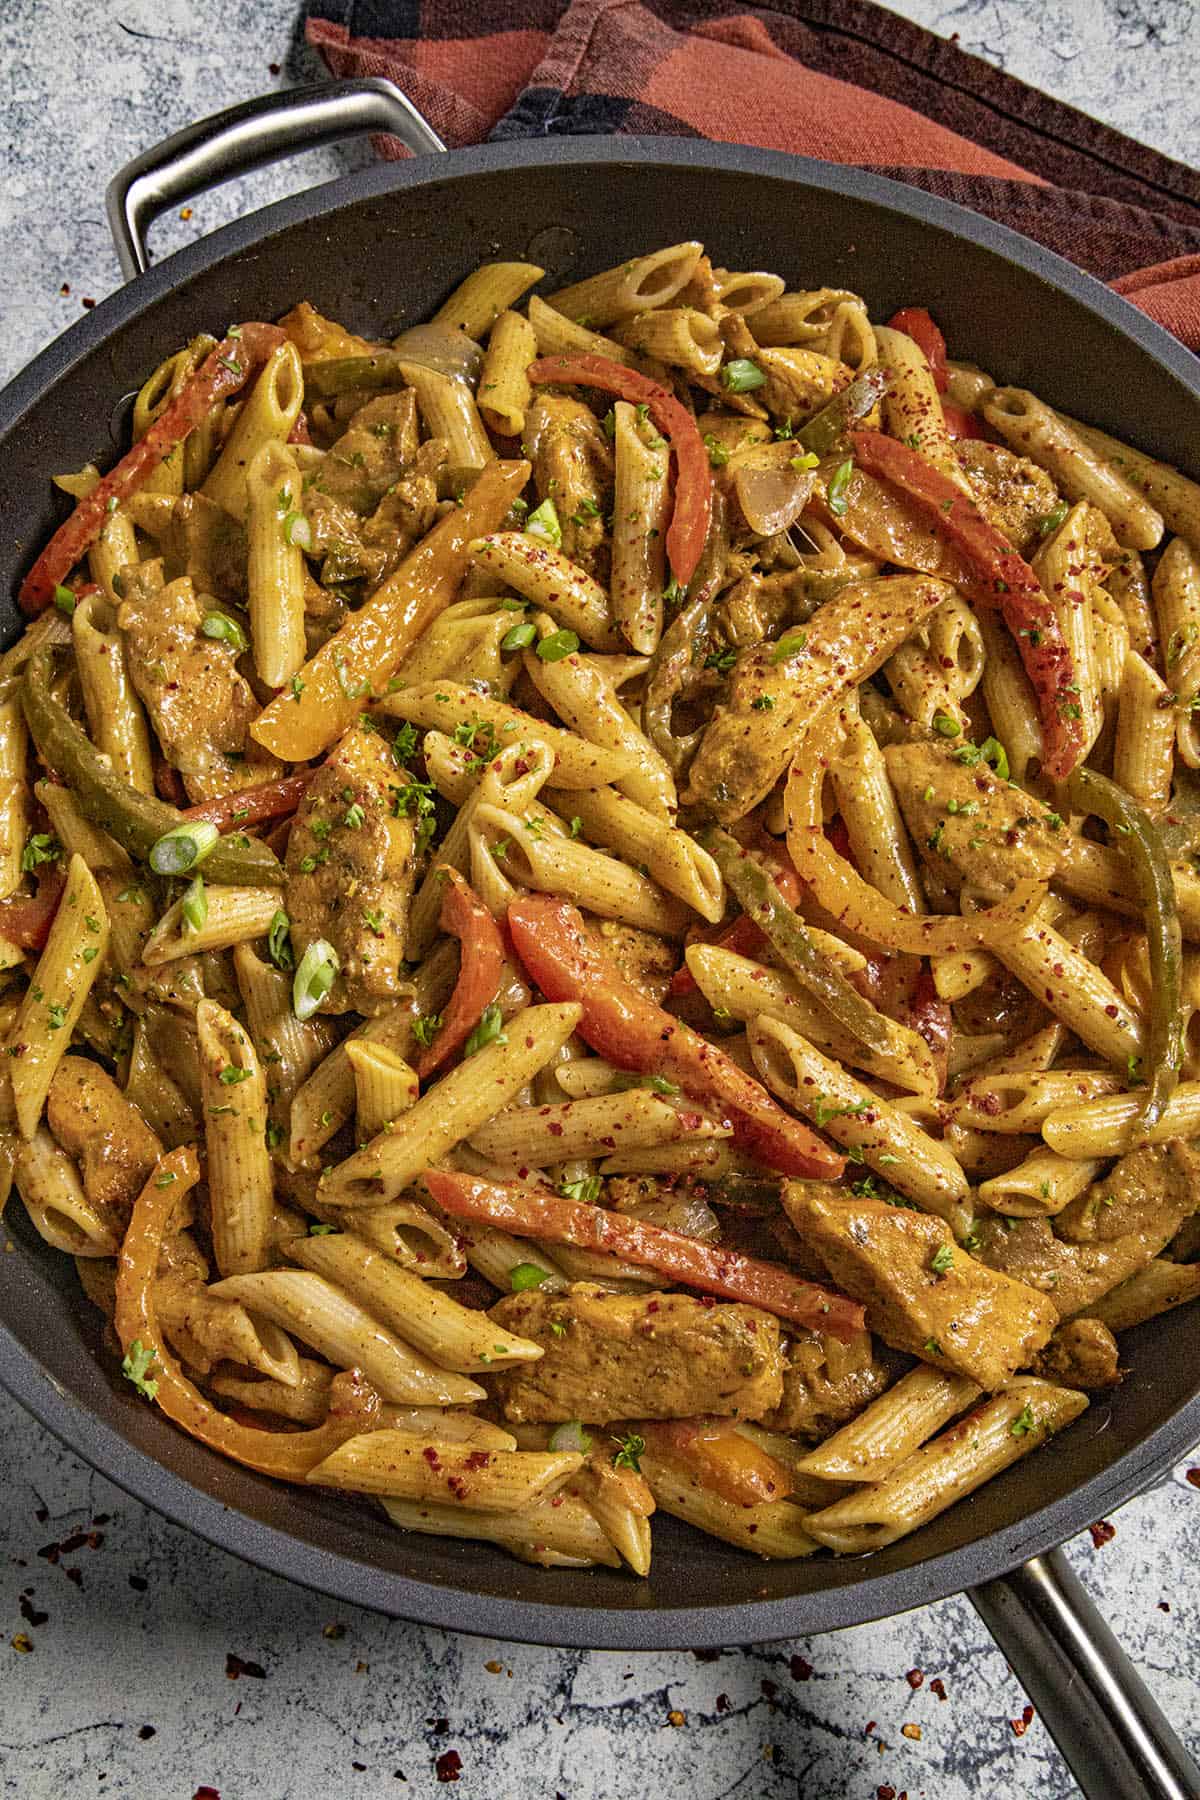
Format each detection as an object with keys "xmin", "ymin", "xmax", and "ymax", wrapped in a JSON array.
[{"xmin": 2, "ymin": 3, "xmax": 1200, "ymax": 1796}]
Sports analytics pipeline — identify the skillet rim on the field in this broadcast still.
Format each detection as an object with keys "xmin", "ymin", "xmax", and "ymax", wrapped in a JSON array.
[{"xmin": 1, "ymin": 135, "xmax": 1199, "ymax": 1650}]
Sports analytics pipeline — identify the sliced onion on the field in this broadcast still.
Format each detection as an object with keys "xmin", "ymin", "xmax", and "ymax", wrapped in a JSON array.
[
  {"xmin": 731, "ymin": 443, "xmax": 817, "ymax": 538},
  {"xmin": 391, "ymin": 323, "xmax": 484, "ymax": 388},
  {"xmin": 622, "ymin": 1194, "xmax": 720, "ymax": 1243}
]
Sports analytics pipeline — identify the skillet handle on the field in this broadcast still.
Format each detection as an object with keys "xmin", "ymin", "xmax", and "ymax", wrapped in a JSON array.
[
  {"xmin": 105, "ymin": 77, "xmax": 447, "ymax": 281},
  {"xmin": 969, "ymin": 1547, "xmax": 1200, "ymax": 1799}
]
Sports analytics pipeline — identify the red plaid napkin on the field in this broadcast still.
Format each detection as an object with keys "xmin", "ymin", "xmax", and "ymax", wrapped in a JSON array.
[{"xmin": 306, "ymin": 0, "xmax": 1200, "ymax": 351}]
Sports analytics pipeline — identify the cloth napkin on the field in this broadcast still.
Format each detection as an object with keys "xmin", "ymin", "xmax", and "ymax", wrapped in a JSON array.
[{"xmin": 306, "ymin": 0, "xmax": 1200, "ymax": 352}]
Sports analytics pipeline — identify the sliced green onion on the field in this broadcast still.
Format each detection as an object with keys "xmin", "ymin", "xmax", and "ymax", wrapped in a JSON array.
[
  {"xmin": 53, "ymin": 584, "xmax": 77, "ymax": 616},
  {"xmin": 769, "ymin": 630, "xmax": 808, "ymax": 665},
  {"xmin": 548, "ymin": 1420, "xmax": 593, "ymax": 1455},
  {"xmin": 293, "ymin": 937, "xmax": 339, "ymax": 1021},
  {"xmin": 932, "ymin": 712, "xmax": 961, "ymax": 738},
  {"xmin": 559, "ymin": 1174, "xmax": 603, "ymax": 1202},
  {"xmin": 536, "ymin": 629, "xmax": 580, "ymax": 663},
  {"xmin": 283, "ymin": 510, "xmax": 313, "ymax": 550},
  {"xmin": 181, "ymin": 874, "xmax": 207, "ymax": 934},
  {"xmin": 267, "ymin": 908, "xmax": 293, "ymax": 970},
  {"xmin": 501, "ymin": 621, "xmax": 538, "ymax": 653},
  {"xmin": 722, "ymin": 359, "xmax": 766, "ymax": 393},
  {"xmin": 464, "ymin": 1001, "xmax": 507, "ymax": 1056},
  {"xmin": 509, "ymin": 1262, "xmax": 550, "ymax": 1293},
  {"xmin": 1036, "ymin": 500, "xmax": 1070, "ymax": 537},
  {"xmin": 525, "ymin": 497, "xmax": 562, "ymax": 549},
  {"xmin": 149, "ymin": 819, "xmax": 220, "ymax": 876},
  {"xmin": 201, "ymin": 611, "xmax": 248, "ymax": 655},
  {"xmin": 826, "ymin": 457, "xmax": 854, "ymax": 518}
]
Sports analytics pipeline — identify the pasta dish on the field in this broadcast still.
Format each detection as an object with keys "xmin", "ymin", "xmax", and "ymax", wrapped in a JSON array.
[{"xmin": 6, "ymin": 241, "xmax": 1200, "ymax": 1574}]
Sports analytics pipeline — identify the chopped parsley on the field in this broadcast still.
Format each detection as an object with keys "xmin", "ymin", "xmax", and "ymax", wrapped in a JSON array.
[
  {"xmin": 121, "ymin": 1339, "xmax": 159, "ymax": 1401},
  {"xmin": 560, "ymin": 1175, "xmax": 602, "ymax": 1204},
  {"xmin": 613, "ymin": 1073, "xmax": 680, "ymax": 1096},
  {"xmin": 1009, "ymin": 1401, "xmax": 1037, "ymax": 1437},
  {"xmin": 611, "ymin": 1431, "xmax": 646, "ymax": 1472},
  {"xmin": 219, "ymin": 1064, "xmax": 252, "ymax": 1086},
  {"xmin": 826, "ymin": 457, "xmax": 854, "ymax": 518},
  {"xmin": 20, "ymin": 833, "xmax": 62, "ymax": 873},
  {"xmin": 464, "ymin": 1002, "xmax": 507, "ymax": 1057},
  {"xmin": 930, "ymin": 1243, "xmax": 955, "ymax": 1276},
  {"xmin": 812, "ymin": 1094, "xmax": 871, "ymax": 1129},
  {"xmin": 411, "ymin": 1011, "xmax": 443, "ymax": 1049},
  {"xmin": 751, "ymin": 695, "xmax": 775, "ymax": 711}
]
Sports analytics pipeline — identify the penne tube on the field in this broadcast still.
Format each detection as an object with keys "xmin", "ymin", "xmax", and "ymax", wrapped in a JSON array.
[
  {"xmin": 544, "ymin": 785, "xmax": 723, "ymax": 922},
  {"xmin": 232, "ymin": 943, "xmax": 337, "ymax": 1138},
  {"xmin": 930, "ymin": 946, "xmax": 999, "ymax": 1003},
  {"xmin": 345, "ymin": 1041, "xmax": 419, "ymax": 1143},
  {"xmin": 380, "ymin": 682, "xmax": 637, "ymax": 791},
  {"xmin": 1042, "ymin": 1083, "xmax": 1200, "ymax": 1158},
  {"xmin": 408, "ymin": 737, "xmax": 555, "ymax": 958},
  {"xmin": 291, "ymin": 1231, "xmax": 542, "ymax": 1370},
  {"xmin": 72, "ymin": 590, "xmax": 155, "ymax": 793},
  {"xmin": 245, "ymin": 439, "xmax": 307, "ymax": 689},
  {"xmin": 637, "ymin": 1440, "xmax": 818, "ymax": 1559},
  {"xmin": 478, "ymin": 309, "xmax": 537, "ymax": 438},
  {"xmin": 392, "ymin": 598, "xmax": 519, "ymax": 700},
  {"xmin": 598, "ymin": 1141, "xmax": 755, "ymax": 1178},
  {"xmin": 203, "ymin": 340, "xmax": 304, "ymax": 522},
  {"xmin": 749, "ymin": 288, "xmax": 860, "ymax": 347},
  {"xmin": 976, "ymin": 609, "xmax": 1042, "ymax": 785},
  {"xmin": 469, "ymin": 1089, "xmax": 731, "ymax": 1163},
  {"xmin": 433, "ymin": 261, "xmax": 545, "ymax": 339},
  {"xmin": 467, "ymin": 532, "xmax": 619, "ymax": 650},
  {"xmin": 143, "ymin": 885, "xmax": 280, "ymax": 964},
  {"xmin": 195, "ymin": 999, "xmax": 274, "ymax": 1277},
  {"xmin": 210, "ymin": 1357, "xmax": 335, "ymax": 1425},
  {"xmin": 336, "ymin": 1200, "xmax": 467, "ymax": 1280},
  {"xmin": 608, "ymin": 401, "xmax": 669, "ymax": 653},
  {"xmin": 87, "ymin": 505, "xmax": 139, "ymax": 606},
  {"xmin": 827, "ymin": 710, "xmax": 924, "ymax": 912},
  {"xmin": 156, "ymin": 1279, "xmax": 301, "ymax": 1384},
  {"xmin": 708, "ymin": 268, "xmax": 786, "ymax": 316},
  {"xmin": 443, "ymin": 1208, "xmax": 568, "ymax": 1295},
  {"xmin": 308, "ymin": 1430, "xmax": 581, "ymax": 1509},
  {"xmin": 548, "ymin": 242, "xmax": 703, "ymax": 328},
  {"xmin": 396, "ymin": 361, "xmax": 493, "ymax": 469},
  {"xmin": 804, "ymin": 1380, "xmax": 1088, "ymax": 1552},
  {"xmin": 35, "ymin": 780, "xmax": 153, "ymax": 984},
  {"xmin": 820, "ymin": 300, "xmax": 877, "ymax": 374},
  {"xmin": 1063, "ymin": 415, "xmax": 1200, "ymax": 549},
  {"xmin": 209, "ymin": 1269, "xmax": 486, "ymax": 1406},
  {"xmin": 376, "ymin": 1408, "xmax": 517, "ymax": 1449},
  {"xmin": 382, "ymin": 1491, "xmax": 621, "ymax": 1568},
  {"xmin": 571, "ymin": 1461, "xmax": 654, "ymax": 1577},
  {"xmin": 982, "ymin": 388, "xmax": 1163, "ymax": 549},
  {"xmin": 7, "ymin": 854, "xmax": 109, "ymax": 1139},
  {"xmin": 0, "ymin": 683, "xmax": 28, "ymax": 900},
  {"xmin": 1031, "ymin": 501, "xmax": 1103, "ymax": 759},
  {"xmin": 526, "ymin": 293, "xmax": 635, "ymax": 367},
  {"xmin": 611, "ymin": 307, "xmax": 722, "ymax": 376},
  {"xmin": 1153, "ymin": 537, "xmax": 1200, "ymax": 767},
  {"xmin": 1113, "ymin": 650, "xmax": 1174, "ymax": 810},
  {"xmin": 317, "ymin": 1000, "xmax": 581, "ymax": 1207},
  {"xmin": 874, "ymin": 325, "xmax": 970, "ymax": 492},
  {"xmin": 522, "ymin": 628, "xmax": 676, "ymax": 820},
  {"xmin": 945, "ymin": 1070, "xmax": 1122, "ymax": 1133},
  {"xmin": 1084, "ymin": 1259, "xmax": 1200, "ymax": 1333},
  {"xmin": 748, "ymin": 1016, "xmax": 970, "ymax": 1227},
  {"xmin": 125, "ymin": 1019, "xmax": 198, "ymax": 1149},
  {"xmin": 14, "ymin": 1127, "xmax": 120, "ymax": 1257},
  {"xmin": 795, "ymin": 1365, "xmax": 982, "ymax": 1485},
  {"xmin": 977, "ymin": 1146, "xmax": 1103, "ymax": 1218},
  {"xmin": 987, "ymin": 911, "xmax": 1142, "ymax": 1070},
  {"xmin": 944, "ymin": 360, "xmax": 995, "ymax": 409},
  {"xmin": 471, "ymin": 801, "xmax": 689, "ymax": 936},
  {"xmin": 686, "ymin": 945, "xmax": 938, "ymax": 1097}
]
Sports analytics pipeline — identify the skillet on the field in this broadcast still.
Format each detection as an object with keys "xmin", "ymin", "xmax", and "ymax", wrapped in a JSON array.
[{"xmin": 1, "ymin": 76, "xmax": 1198, "ymax": 1799}]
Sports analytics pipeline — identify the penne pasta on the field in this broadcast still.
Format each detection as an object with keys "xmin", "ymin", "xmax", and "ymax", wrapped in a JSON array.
[
  {"xmin": 203, "ymin": 340, "xmax": 304, "ymax": 522},
  {"xmin": 433, "ymin": 261, "xmax": 545, "ymax": 339},
  {"xmin": 196, "ymin": 999, "xmax": 274, "ymax": 1277},
  {"xmin": 478, "ymin": 309, "xmax": 537, "ymax": 438},
  {"xmin": 7, "ymin": 855, "xmax": 109, "ymax": 1139},
  {"xmin": 608, "ymin": 400, "xmax": 670, "ymax": 653},
  {"xmin": 245, "ymin": 439, "xmax": 307, "ymax": 689},
  {"xmin": 795, "ymin": 1364, "xmax": 982, "ymax": 1485},
  {"xmin": 308, "ymin": 1430, "xmax": 582, "ymax": 1509},
  {"xmin": 982, "ymin": 388, "xmax": 1163, "ymax": 550}
]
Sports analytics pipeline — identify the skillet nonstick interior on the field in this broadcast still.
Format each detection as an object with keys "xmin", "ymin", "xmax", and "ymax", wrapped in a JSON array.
[{"xmin": 2, "ymin": 139, "xmax": 1199, "ymax": 1648}]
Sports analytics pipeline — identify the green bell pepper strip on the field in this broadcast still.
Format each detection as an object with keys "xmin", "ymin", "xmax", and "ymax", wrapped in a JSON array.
[
  {"xmin": 21, "ymin": 650, "xmax": 285, "ymax": 889},
  {"xmin": 795, "ymin": 368, "xmax": 888, "ymax": 458},
  {"xmin": 702, "ymin": 826, "xmax": 893, "ymax": 1054},
  {"xmin": 1067, "ymin": 765, "xmax": 1181, "ymax": 1133}
]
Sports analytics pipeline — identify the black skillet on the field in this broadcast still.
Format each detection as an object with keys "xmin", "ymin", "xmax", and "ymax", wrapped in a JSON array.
[{"xmin": 0, "ymin": 77, "xmax": 1198, "ymax": 1800}]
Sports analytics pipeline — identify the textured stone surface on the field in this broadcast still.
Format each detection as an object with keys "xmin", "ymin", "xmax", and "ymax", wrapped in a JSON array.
[{"xmin": 2, "ymin": 3, "xmax": 1200, "ymax": 1796}]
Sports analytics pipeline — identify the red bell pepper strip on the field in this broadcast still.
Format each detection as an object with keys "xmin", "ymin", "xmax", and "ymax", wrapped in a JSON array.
[
  {"xmin": 182, "ymin": 771, "xmax": 315, "ymax": 833},
  {"xmin": 416, "ymin": 867, "xmax": 506, "ymax": 1079},
  {"xmin": 850, "ymin": 430, "xmax": 1084, "ymax": 781},
  {"xmin": 0, "ymin": 866, "xmax": 66, "ymax": 951},
  {"xmin": 886, "ymin": 307, "xmax": 949, "ymax": 393},
  {"xmin": 507, "ymin": 894, "xmax": 844, "ymax": 1179},
  {"xmin": 423, "ymin": 1169, "xmax": 865, "ymax": 1339},
  {"xmin": 526, "ymin": 353, "xmax": 711, "ymax": 589},
  {"xmin": 20, "ymin": 323, "xmax": 287, "ymax": 614},
  {"xmin": 941, "ymin": 400, "xmax": 985, "ymax": 441}
]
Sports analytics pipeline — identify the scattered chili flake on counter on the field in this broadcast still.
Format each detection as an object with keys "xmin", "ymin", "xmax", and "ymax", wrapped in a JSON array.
[
  {"xmin": 1185, "ymin": 1467, "xmax": 1200, "ymax": 1488},
  {"xmin": 225, "ymin": 1652, "xmax": 267, "ymax": 1679},
  {"xmin": 929, "ymin": 1677, "xmax": 948, "ymax": 1702},
  {"xmin": 434, "ymin": 1750, "xmax": 462, "ymax": 1783},
  {"xmin": 19, "ymin": 1594, "xmax": 47, "ymax": 1628},
  {"xmin": 667, "ymin": 1709, "xmax": 687, "ymax": 1728},
  {"xmin": 180, "ymin": 207, "xmax": 193, "ymax": 220},
  {"xmin": 484, "ymin": 1659, "xmax": 503, "ymax": 1674},
  {"xmin": 1089, "ymin": 1519, "xmax": 1117, "ymax": 1548},
  {"xmin": 789, "ymin": 1654, "xmax": 813, "ymax": 1680},
  {"xmin": 904, "ymin": 1668, "xmax": 924, "ymax": 1690},
  {"xmin": 716, "ymin": 1693, "xmax": 731, "ymax": 1713},
  {"xmin": 322, "ymin": 1621, "xmax": 346, "ymax": 1640},
  {"xmin": 900, "ymin": 1722, "xmax": 922, "ymax": 1741},
  {"xmin": 1011, "ymin": 1703, "xmax": 1036, "ymax": 1736},
  {"xmin": 11, "ymin": 1632, "xmax": 33, "ymax": 1653},
  {"xmin": 192, "ymin": 1788, "xmax": 221, "ymax": 1799}
]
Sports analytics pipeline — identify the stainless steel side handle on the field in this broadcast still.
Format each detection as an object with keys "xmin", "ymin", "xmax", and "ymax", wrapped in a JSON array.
[
  {"xmin": 105, "ymin": 77, "xmax": 447, "ymax": 279},
  {"xmin": 970, "ymin": 1546, "xmax": 1200, "ymax": 1799}
]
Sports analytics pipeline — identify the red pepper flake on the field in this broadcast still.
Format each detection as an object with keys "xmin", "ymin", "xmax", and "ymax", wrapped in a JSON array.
[
  {"xmin": 1011, "ymin": 1703, "xmax": 1035, "ymax": 1737},
  {"xmin": 11, "ymin": 1633, "xmax": 33, "ymax": 1653},
  {"xmin": 352, "ymin": 1763, "xmax": 367, "ymax": 1772},
  {"xmin": 138, "ymin": 1726, "xmax": 156, "ymax": 1741},
  {"xmin": 929, "ymin": 1677, "xmax": 948, "ymax": 1701},
  {"xmin": 435, "ymin": 1750, "xmax": 462, "ymax": 1783},
  {"xmin": 1159, "ymin": 1601, "xmax": 1171, "ymax": 1613},
  {"xmin": 789, "ymin": 1654, "xmax": 813, "ymax": 1680},
  {"xmin": 268, "ymin": 61, "xmax": 281, "ymax": 74},
  {"xmin": 81, "ymin": 297, "xmax": 96, "ymax": 309},
  {"xmin": 760, "ymin": 1678, "xmax": 778, "ymax": 1702},
  {"xmin": 878, "ymin": 1788, "xmax": 897, "ymax": 1800},
  {"xmin": 19, "ymin": 1595, "xmax": 47, "ymax": 1628},
  {"xmin": 1089, "ymin": 1519, "xmax": 1116, "ymax": 1549},
  {"xmin": 193, "ymin": 1789, "xmax": 221, "ymax": 1799},
  {"xmin": 716, "ymin": 1692, "xmax": 731, "ymax": 1712},
  {"xmin": 59, "ymin": 283, "xmax": 70, "ymax": 296},
  {"xmin": 1185, "ymin": 1468, "xmax": 1200, "ymax": 1488},
  {"xmin": 323, "ymin": 1622, "xmax": 346, "ymax": 1640},
  {"xmin": 429, "ymin": 1718, "xmax": 450, "ymax": 1735},
  {"xmin": 225, "ymin": 1652, "xmax": 267, "ymax": 1679},
  {"xmin": 692, "ymin": 1647, "xmax": 720, "ymax": 1662},
  {"xmin": 905, "ymin": 1668, "xmax": 924, "ymax": 1689}
]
